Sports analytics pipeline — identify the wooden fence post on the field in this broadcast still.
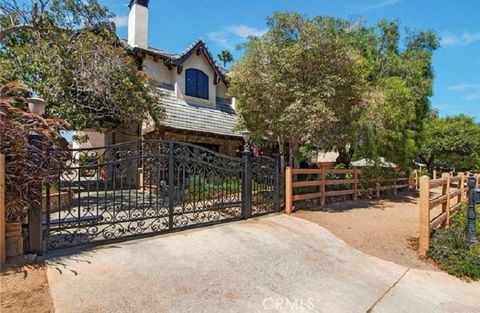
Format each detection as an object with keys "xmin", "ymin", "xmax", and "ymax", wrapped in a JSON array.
[
  {"xmin": 0, "ymin": 154, "xmax": 5, "ymax": 265},
  {"xmin": 433, "ymin": 170, "xmax": 437, "ymax": 180},
  {"xmin": 442, "ymin": 173, "xmax": 451, "ymax": 226},
  {"xmin": 353, "ymin": 168, "xmax": 358, "ymax": 201},
  {"xmin": 476, "ymin": 174, "xmax": 479, "ymax": 188},
  {"xmin": 321, "ymin": 168, "xmax": 326, "ymax": 206},
  {"xmin": 393, "ymin": 172, "xmax": 398, "ymax": 195},
  {"xmin": 460, "ymin": 173, "xmax": 466, "ymax": 202},
  {"xmin": 419, "ymin": 175, "xmax": 430, "ymax": 256},
  {"xmin": 414, "ymin": 169, "xmax": 419, "ymax": 190},
  {"xmin": 285, "ymin": 167, "xmax": 292, "ymax": 214}
]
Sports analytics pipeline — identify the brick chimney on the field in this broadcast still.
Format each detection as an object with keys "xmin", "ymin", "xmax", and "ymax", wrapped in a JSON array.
[{"xmin": 128, "ymin": 0, "xmax": 149, "ymax": 49}]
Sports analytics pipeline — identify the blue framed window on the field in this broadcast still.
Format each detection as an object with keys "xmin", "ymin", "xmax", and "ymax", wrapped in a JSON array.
[{"xmin": 185, "ymin": 69, "xmax": 209, "ymax": 100}]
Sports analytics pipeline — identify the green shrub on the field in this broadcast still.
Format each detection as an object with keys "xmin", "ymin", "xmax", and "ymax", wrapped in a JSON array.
[
  {"xmin": 186, "ymin": 175, "xmax": 242, "ymax": 201},
  {"xmin": 429, "ymin": 206, "xmax": 480, "ymax": 280}
]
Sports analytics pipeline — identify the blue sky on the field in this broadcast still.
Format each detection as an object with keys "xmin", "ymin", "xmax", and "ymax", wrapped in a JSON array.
[{"xmin": 102, "ymin": 0, "xmax": 480, "ymax": 120}]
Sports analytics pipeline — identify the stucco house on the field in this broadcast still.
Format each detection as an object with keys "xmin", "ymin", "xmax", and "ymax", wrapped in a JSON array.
[{"xmin": 75, "ymin": 0, "xmax": 243, "ymax": 156}]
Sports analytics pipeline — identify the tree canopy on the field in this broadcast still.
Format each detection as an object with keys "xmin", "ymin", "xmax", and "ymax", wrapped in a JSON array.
[
  {"xmin": 229, "ymin": 13, "xmax": 369, "ymax": 165},
  {"xmin": 229, "ymin": 13, "xmax": 439, "ymax": 169},
  {"xmin": 0, "ymin": 0, "xmax": 163, "ymax": 131},
  {"xmin": 419, "ymin": 114, "xmax": 480, "ymax": 172}
]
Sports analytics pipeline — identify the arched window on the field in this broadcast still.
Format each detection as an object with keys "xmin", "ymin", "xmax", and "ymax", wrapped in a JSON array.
[{"xmin": 185, "ymin": 69, "xmax": 209, "ymax": 100}]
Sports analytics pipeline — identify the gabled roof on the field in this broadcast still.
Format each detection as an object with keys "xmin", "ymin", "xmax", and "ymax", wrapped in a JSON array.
[
  {"xmin": 121, "ymin": 38, "xmax": 228, "ymax": 84},
  {"xmin": 143, "ymin": 86, "xmax": 241, "ymax": 138}
]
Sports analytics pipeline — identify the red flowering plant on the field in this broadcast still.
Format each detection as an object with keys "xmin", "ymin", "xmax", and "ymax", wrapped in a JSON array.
[{"xmin": 0, "ymin": 82, "xmax": 65, "ymax": 222}]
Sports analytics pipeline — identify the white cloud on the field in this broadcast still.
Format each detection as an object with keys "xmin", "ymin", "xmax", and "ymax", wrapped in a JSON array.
[
  {"xmin": 465, "ymin": 93, "xmax": 480, "ymax": 101},
  {"xmin": 225, "ymin": 25, "xmax": 267, "ymax": 39},
  {"xmin": 366, "ymin": 0, "xmax": 402, "ymax": 10},
  {"xmin": 207, "ymin": 31, "xmax": 230, "ymax": 49},
  {"xmin": 463, "ymin": 32, "xmax": 480, "ymax": 45},
  {"xmin": 208, "ymin": 24, "xmax": 267, "ymax": 49},
  {"xmin": 448, "ymin": 84, "xmax": 479, "ymax": 92},
  {"xmin": 441, "ymin": 32, "xmax": 480, "ymax": 47},
  {"xmin": 113, "ymin": 15, "xmax": 129, "ymax": 28},
  {"xmin": 440, "ymin": 33, "xmax": 458, "ymax": 46},
  {"xmin": 449, "ymin": 84, "xmax": 480, "ymax": 101}
]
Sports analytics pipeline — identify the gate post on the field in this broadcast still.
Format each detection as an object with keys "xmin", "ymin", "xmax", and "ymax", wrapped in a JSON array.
[
  {"xmin": 28, "ymin": 133, "xmax": 44, "ymax": 255},
  {"xmin": 242, "ymin": 150, "xmax": 252, "ymax": 219},
  {"xmin": 467, "ymin": 175, "xmax": 477, "ymax": 245},
  {"xmin": 168, "ymin": 141, "xmax": 175, "ymax": 230},
  {"xmin": 273, "ymin": 153, "xmax": 281, "ymax": 212}
]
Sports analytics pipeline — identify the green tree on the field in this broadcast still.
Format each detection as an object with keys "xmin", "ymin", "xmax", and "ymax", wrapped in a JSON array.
[
  {"xmin": 344, "ymin": 19, "xmax": 439, "ymax": 168},
  {"xmin": 0, "ymin": 0, "xmax": 163, "ymax": 131},
  {"xmin": 217, "ymin": 49, "xmax": 233, "ymax": 67},
  {"xmin": 229, "ymin": 13, "xmax": 368, "ymax": 166},
  {"xmin": 229, "ymin": 13, "xmax": 438, "ymax": 169},
  {"xmin": 418, "ymin": 114, "xmax": 480, "ymax": 172}
]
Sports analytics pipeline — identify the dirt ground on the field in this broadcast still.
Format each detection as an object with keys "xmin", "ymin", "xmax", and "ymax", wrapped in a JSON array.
[
  {"xmin": 0, "ymin": 264, "xmax": 54, "ymax": 313},
  {"xmin": 294, "ymin": 192, "xmax": 438, "ymax": 270}
]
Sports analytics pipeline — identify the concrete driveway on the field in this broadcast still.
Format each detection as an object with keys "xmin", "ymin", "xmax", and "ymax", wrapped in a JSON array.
[{"xmin": 45, "ymin": 215, "xmax": 480, "ymax": 313}]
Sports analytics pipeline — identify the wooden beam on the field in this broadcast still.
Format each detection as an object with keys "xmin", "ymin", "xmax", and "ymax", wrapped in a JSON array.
[
  {"xmin": 419, "ymin": 176, "xmax": 430, "ymax": 256},
  {"xmin": 353, "ymin": 168, "xmax": 358, "ymax": 201},
  {"xmin": 177, "ymin": 65, "xmax": 183, "ymax": 75},
  {"xmin": 460, "ymin": 173, "xmax": 466, "ymax": 202},
  {"xmin": 429, "ymin": 194, "xmax": 448, "ymax": 210},
  {"xmin": 291, "ymin": 168, "xmax": 320, "ymax": 175},
  {"xmin": 285, "ymin": 167, "xmax": 293, "ymax": 214},
  {"xmin": 324, "ymin": 190, "xmax": 355, "ymax": 197},
  {"xmin": 430, "ymin": 211, "xmax": 448, "ymax": 229},
  {"xmin": 292, "ymin": 192, "xmax": 322, "ymax": 201},
  {"xmin": 321, "ymin": 168, "xmax": 326, "ymax": 206},
  {"xmin": 429, "ymin": 178, "xmax": 448, "ymax": 189},
  {"xmin": 324, "ymin": 179, "xmax": 355, "ymax": 185},
  {"xmin": 292, "ymin": 180, "xmax": 322, "ymax": 188},
  {"xmin": 443, "ymin": 173, "xmax": 451, "ymax": 226}
]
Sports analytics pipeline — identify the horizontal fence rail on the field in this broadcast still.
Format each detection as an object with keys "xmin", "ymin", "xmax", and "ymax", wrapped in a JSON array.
[
  {"xmin": 285, "ymin": 167, "xmax": 410, "ymax": 214},
  {"xmin": 419, "ymin": 173, "xmax": 467, "ymax": 256}
]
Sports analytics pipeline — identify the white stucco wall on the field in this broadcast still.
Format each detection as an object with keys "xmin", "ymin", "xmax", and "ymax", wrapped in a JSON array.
[
  {"xmin": 316, "ymin": 151, "xmax": 339, "ymax": 163},
  {"xmin": 143, "ymin": 56, "xmax": 174, "ymax": 85},
  {"xmin": 216, "ymin": 81, "xmax": 228, "ymax": 99},
  {"xmin": 72, "ymin": 131, "xmax": 111, "ymax": 150},
  {"xmin": 141, "ymin": 50, "xmax": 234, "ymax": 108},
  {"xmin": 72, "ymin": 129, "xmax": 139, "ymax": 149}
]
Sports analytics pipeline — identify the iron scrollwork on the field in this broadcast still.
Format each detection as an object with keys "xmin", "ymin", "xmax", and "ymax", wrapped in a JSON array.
[{"xmin": 43, "ymin": 140, "xmax": 278, "ymax": 250}]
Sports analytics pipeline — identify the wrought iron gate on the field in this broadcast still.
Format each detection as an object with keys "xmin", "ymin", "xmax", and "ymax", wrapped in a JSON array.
[{"xmin": 41, "ymin": 140, "xmax": 281, "ymax": 251}]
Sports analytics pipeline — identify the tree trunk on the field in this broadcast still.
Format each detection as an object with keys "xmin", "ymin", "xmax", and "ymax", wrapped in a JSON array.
[
  {"xmin": 336, "ymin": 147, "xmax": 354, "ymax": 168},
  {"xmin": 419, "ymin": 155, "xmax": 435, "ymax": 174},
  {"xmin": 288, "ymin": 145, "xmax": 294, "ymax": 167}
]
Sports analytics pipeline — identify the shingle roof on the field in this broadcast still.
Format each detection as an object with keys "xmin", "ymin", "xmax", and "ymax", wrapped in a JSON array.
[
  {"xmin": 120, "ymin": 38, "xmax": 229, "ymax": 82},
  {"xmin": 155, "ymin": 88, "xmax": 241, "ymax": 138}
]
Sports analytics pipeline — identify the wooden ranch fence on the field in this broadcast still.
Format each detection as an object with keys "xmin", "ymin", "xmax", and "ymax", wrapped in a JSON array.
[
  {"xmin": 418, "ymin": 173, "xmax": 466, "ymax": 256},
  {"xmin": 285, "ymin": 167, "xmax": 410, "ymax": 214}
]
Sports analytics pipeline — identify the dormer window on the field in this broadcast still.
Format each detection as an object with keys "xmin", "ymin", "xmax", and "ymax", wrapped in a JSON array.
[{"xmin": 185, "ymin": 68, "xmax": 209, "ymax": 100}]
